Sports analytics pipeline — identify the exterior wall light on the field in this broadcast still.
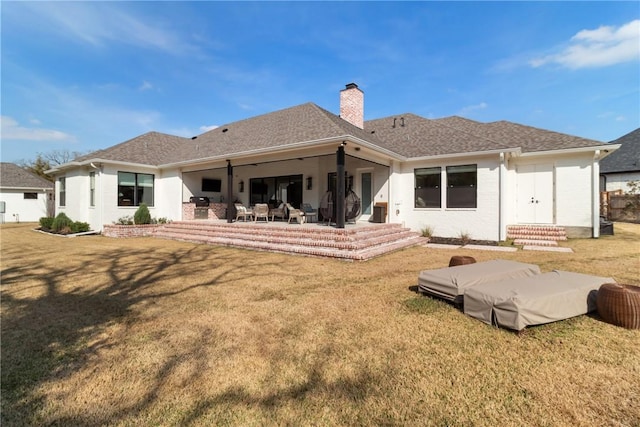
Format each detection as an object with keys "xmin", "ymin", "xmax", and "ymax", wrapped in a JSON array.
[
  {"xmin": 239, "ymin": 180, "xmax": 244, "ymax": 193},
  {"xmin": 306, "ymin": 176, "xmax": 312, "ymax": 190}
]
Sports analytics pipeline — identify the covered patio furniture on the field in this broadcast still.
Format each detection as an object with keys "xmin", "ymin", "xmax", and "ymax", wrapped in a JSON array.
[
  {"xmin": 596, "ymin": 283, "xmax": 640, "ymax": 329},
  {"xmin": 418, "ymin": 259, "xmax": 541, "ymax": 305},
  {"xmin": 302, "ymin": 203, "xmax": 317, "ymax": 223},
  {"xmin": 286, "ymin": 203, "xmax": 305, "ymax": 224},
  {"xmin": 234, "ymin": 204, "xmax": 253, "ymax": 222},
  {"xmin": 253, "ymin": 203, "xmax": 270, "ymax": 222},
  {"xmin": 463, "ymin": 271, "xmax": 615, "ymax": 331},
  {"xmin": 270, "ymin": 202, "xmax": 286, "ymax": 221}
]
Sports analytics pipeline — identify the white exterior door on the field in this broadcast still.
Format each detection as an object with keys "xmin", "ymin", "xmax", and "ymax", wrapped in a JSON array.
[
  {"xmin": 516, "ymin": 164, "xmax": 554, "ymax": 224},
  {"xmin": 357, "ymin": 170, "xmax": 373, "ymax": 221}
]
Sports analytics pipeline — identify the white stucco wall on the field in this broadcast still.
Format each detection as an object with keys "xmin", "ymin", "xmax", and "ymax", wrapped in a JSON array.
[
  {"xmin": 56, "ymin": 168, "xmax": 87, "ymax": 223},
  {"xmin": 555, "ymin": 155, "xmax": 594, "ymax": 227},
  {"xmin": 396, "ymin": 155, "xmax": 502, "ymax": 241},
  {"xmin": 507, "ymin": 152, "xmax": 598, "ymax": 230},
  {"xmin": 602, "ymin": 172, "xmax": 640, "ymax": 193},
  {"xmin": 0, "ymin": 189, "xmax": 51, "ymax": 222}
]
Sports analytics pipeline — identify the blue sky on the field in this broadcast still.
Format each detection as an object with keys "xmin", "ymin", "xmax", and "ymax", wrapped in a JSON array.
[{"xmin": 1, "ymin": 1, "xmax": 639, "ymax": 164}]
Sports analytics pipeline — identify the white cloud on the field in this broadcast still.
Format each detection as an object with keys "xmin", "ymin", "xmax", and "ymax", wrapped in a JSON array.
[
  {"xmin": 458, "ymin": 102, "xmax": 488, "ymax": 116},
  {"xmin": 531, "ymin": 20, "xmax": 640, "ymax": 69},
  {"xmin": 199, "ymin": 125, "xmax": 219, "ymax": 132},
  {"xmin": 139, "ymin": 81, "xmax": 153, "ymax": 91},
  {"xmin": 0, "ymin": 116, "xmax": 75, "ymax": 142},
  {"xmin": 14, "ymin": 2, "xmax": 200, "ymax": 56}
]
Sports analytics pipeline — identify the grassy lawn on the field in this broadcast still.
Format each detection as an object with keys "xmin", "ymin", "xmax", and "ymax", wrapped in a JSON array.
[{"xmin": 1, "ymin": 222, "xmax": 639, "ymax": 426}]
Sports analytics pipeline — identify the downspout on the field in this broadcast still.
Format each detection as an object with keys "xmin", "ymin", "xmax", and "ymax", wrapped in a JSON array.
[
  {"xmin": 592, "ymin": 150, "xmax": 600, "ymax": 238},
  {"xmin": 499, "ymin": 152, "xmax": 507, "ymax": 241}
]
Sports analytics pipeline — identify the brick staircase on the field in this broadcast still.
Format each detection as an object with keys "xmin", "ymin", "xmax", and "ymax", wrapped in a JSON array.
[
  {"xmin": 153, "ymin": 221, "xmax": 427, "ymax": 261},
  {"xmin": 506, "ymin": 225, "xmax": 568, "ymax": 247}
]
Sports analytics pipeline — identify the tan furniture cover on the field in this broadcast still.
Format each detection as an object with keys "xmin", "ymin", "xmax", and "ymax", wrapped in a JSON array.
[
  {"xmin": 418, "ymin": 260, "xmax": 541, "ymax": 305},
  {"xmin": 463, "ymin": 270, "xmax": 615, "ymax": 331}
]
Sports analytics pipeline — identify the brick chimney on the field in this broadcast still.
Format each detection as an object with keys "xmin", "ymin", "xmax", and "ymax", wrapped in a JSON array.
[{"xmin": 340, "ymin": 83, "xmax": 364, "ymax": 129}]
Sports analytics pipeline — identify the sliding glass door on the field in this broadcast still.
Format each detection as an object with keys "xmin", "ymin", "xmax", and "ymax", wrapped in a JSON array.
[{"xmin": 249, "ymin": 175, "xmax": 303, "ymax": 208}]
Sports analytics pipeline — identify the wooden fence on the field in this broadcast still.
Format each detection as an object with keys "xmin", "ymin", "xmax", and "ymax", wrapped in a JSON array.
[{"xmin": 601, "ymin": 191, "xmax": 640, "ymax": 222}]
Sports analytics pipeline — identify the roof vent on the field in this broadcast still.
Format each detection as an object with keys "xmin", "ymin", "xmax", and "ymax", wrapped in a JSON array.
[
  {"xmin": 191, "ymin": 136, "xmax": 197, "ymax": 140},
  {"xmin": 222, "ymin": 128, "xmax": 229, "ymax": 133}
]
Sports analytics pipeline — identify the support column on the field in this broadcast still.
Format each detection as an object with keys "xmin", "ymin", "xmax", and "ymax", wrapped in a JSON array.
[
  {"xmin": 227, "ymin": 160, "xmax": 233, "ymax": 223},
  {"xmin": 336, "ymin": 144, "xmax": 345, "ymax": 229}
]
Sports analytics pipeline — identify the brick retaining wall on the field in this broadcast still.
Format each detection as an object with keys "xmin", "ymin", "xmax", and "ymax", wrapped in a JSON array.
[{"xmin": 103, "ymin": 224, "xmax": 161, "ymax": 238}]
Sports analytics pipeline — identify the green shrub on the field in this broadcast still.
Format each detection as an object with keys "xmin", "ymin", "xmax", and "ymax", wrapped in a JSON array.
[
  {"xmin": 134, "ymin": 203, "xmax": 152, "ymax": 225},
  {"xmin": 39, "ymin": 217, "xmax": 54, "ymax": 230},
  {"xmin": 51, "ymin": 213, "xmax": 74, "ymax": 233},
  {"xmin": 115, "ymin": 216, "xmax": 134, "ymax": 225},
  {"xmin": 71, "ymin": 221, "xmax": 90, "ymax": 233}
]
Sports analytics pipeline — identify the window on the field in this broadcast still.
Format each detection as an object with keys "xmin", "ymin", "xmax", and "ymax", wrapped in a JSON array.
[
  {"xmin": 415, "ymin": 167, "xmax": 441, "ymax": 208},
  {"xmin": 24, "ymin": 192, "xmax": 38, "ymax": 199},
  {"xmin": 118, "ymin": 172, "xmax": 154, "ymax": 206},
  {"xmin": 89, "ymin": 172, "xmax": 95, "ymax": 207},
  {"xmin": 446, "ymin": 164, "xmax": 477, "ymax": 208},
  {"xmin": 59, "ymin": 177, "xmax": 66, "ymax": 207}
]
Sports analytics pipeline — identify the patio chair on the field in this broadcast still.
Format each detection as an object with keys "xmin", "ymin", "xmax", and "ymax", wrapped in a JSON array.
[
  {"xmin": 253, "ymin": 203, "xmax": 270, "ymax": 222},
  {"xmin": 270, "ymin": 202, "xmax": 286, "ymax": 221},
  {"xmin": 234, "ymin": 203, "xmax": 253, "ymax": 222},
  {"xmin": 302, "ymin": 203, "xmax": 317, "ymax": 223},
  {"xmin": 286, "ymin": 203, "xmax": 305, "ymax": 224}
]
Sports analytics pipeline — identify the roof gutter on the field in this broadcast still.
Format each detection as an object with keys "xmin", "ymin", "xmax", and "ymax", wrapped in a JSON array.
[
  {"xmin": 0, "ymin": 186, "xmax": 54, "ymax": 191},
  {"xmin": 46, "ymin": 159, "xmax": 161, "ymax": 175},
  {"xmin": 406, "ymin": 147, "xmax": 521, "ymax": 162},
  {"xmin": 519, "ymin": 144, "xmax": 620, "ymax": 159}
]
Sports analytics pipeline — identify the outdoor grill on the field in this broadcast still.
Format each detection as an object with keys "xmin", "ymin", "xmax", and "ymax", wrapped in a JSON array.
[
  {"xmin": 190, "ymin": 196, "xmax": 210, "ymax": 219},
  {"xmin": 189, "ymin": 196, "xmax": 210, "ymax": 207}
]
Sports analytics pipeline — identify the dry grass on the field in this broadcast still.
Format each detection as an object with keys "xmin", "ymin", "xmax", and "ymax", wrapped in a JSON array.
[{"xmin": 1, "ymin": 222, "xmax": 639, "ymax": 426}]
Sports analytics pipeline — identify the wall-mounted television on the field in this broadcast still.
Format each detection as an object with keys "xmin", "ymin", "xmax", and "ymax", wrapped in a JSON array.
[{"xmin": 202, "ymin": 178, "xmax": 222, "ymax": 192}]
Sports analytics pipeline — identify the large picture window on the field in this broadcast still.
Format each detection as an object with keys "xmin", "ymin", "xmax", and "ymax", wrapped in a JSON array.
[
  {"xmin": 415, "ymin": 167, "xmax": 441, "ymax": 208},
  {"xmin": 59, "ymin": 177, "xmax": 66, "ymax": 207},
  {"xmin": 118, "ymin": 172, "xmax": 154, "ymax": 206},
  {"xmin": 446, "ymin": 164, "xmax": 477, "ymax": 208}
]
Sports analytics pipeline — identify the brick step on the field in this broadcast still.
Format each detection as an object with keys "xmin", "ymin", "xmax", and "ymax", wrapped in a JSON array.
[
  {"xmin": 155, "ymin": 227, "xmax": 419, "ymax": 251},
  {"xmin": 164, "ymin": 221, "xmax": 403, "ymax": 243},
  {"xmin": 507, "ymin": 225, "xmax": 567, "ymax": 241},
  {"xmin": 153, "ymin": 221, "xmax": 425, "ymax": 261}
]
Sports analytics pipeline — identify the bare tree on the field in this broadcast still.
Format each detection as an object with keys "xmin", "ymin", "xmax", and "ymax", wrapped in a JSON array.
[{"xmin": 17, "ymin": 149, "xmax": 87, "ymax": 182}]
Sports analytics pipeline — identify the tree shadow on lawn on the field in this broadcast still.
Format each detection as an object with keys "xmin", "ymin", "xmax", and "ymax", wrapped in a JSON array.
[{"xmin": 0, "ymin": 244, "xmax": 279, "ymax": 425}]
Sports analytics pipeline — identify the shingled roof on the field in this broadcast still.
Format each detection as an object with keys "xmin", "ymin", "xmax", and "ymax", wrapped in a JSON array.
[
  {"xmin": 67, "ymin": 102, "xmax": 608, "ymax": 169},
  {"xmin": 74, "ymin": 131, "xmax": 191, "ymax": 166},
  {"xmin": 434, "ymin": 116, "xmax": 605, "ymax": 153},
  {"xmin": 364, "ymin": 114, "xmax": 516, "ymax": 157},
  {"xmin": 1, "ymin": 163, "xmax": 54, "ymax": 189},
  {"xmin": 166, "ymin": 102, "xmax": 393, "ymax": 164},
  {"xmin": 600, "ymin": 128, "xmax": 640, "ymax": 174}
]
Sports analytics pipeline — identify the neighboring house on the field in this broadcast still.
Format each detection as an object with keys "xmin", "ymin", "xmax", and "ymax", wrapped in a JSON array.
[
  {"xmin": 600, "ymin": 128, "xmax": 640, "ymax": 193},
  {"xmin": 47, "ymin": 83, "xmax": 618, "ymax": 240},
  {"xmin": 0, "ymin": 163, "xmax": 54, "ymax": 223}
]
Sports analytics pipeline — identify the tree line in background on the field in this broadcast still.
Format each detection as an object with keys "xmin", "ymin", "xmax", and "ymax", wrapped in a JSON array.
[{"xmin": 18, "ymin": 149, "xmax": 86, "ymax": 182}]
